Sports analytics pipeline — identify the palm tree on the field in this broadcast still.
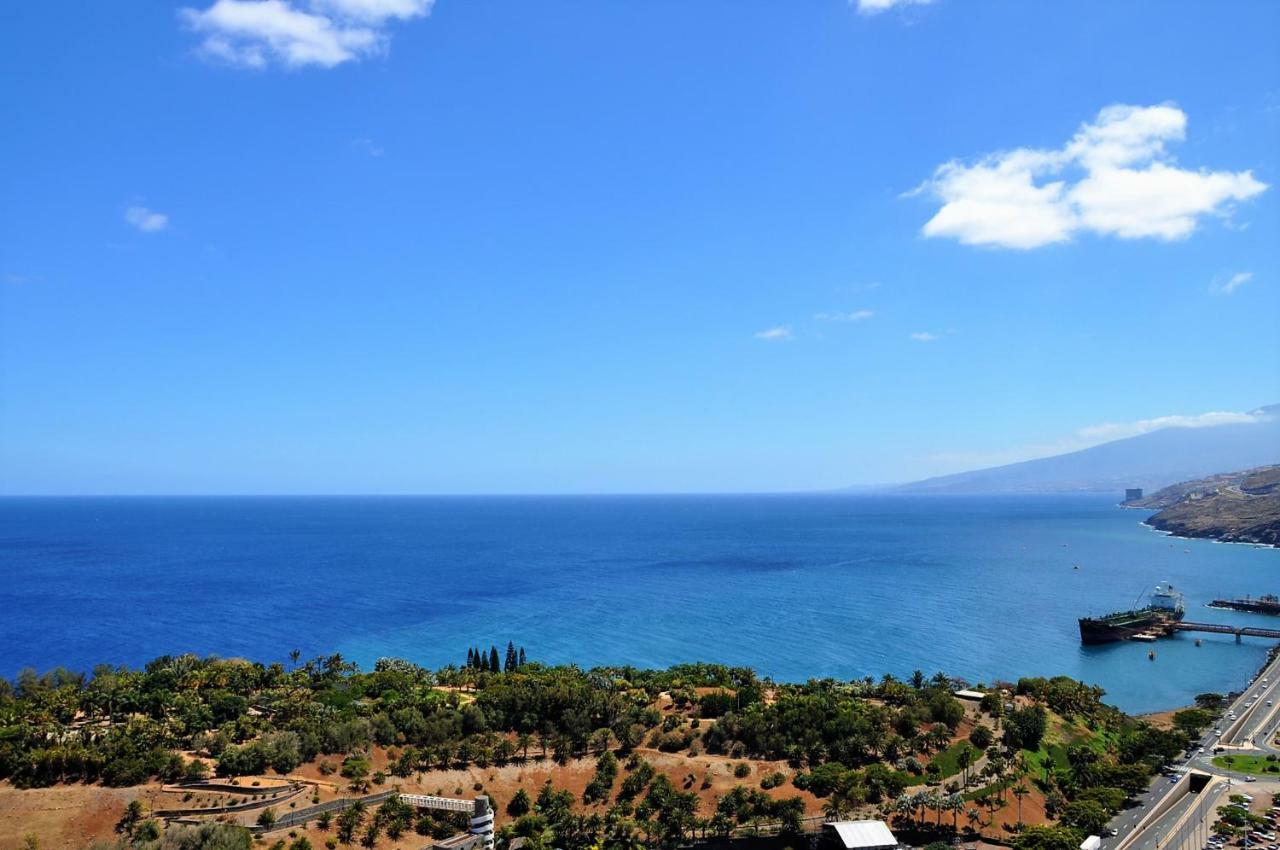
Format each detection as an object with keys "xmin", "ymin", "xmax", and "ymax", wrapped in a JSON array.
[
  {"xmin": 892, "ymin": 795, "xmax": 914, "ymax": 828},
  {"xmin": 1012, "ymin": 784, "xmax": 1029, "ymax": 827},
  {"xmin": 946, "ymin": 793, "xmax": 965, "ymax": 832},
  {"xmin": 957, "ymin": 746, "xmax": 973, "ymax": 788},
  {"xmin": 516, "ymin": 732, "xmax": 533, "ymax": 762},
  {"xmin": 824, "ymin": 796, "xmax": 847, "ymax": 822}
]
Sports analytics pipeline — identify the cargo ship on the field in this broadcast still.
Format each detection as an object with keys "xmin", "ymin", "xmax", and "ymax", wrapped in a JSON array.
[
  {"xmin": 1078, "ymin": 583, "xmax": 1185, "ymax": 644},
  {"xmin": 1208, "ymin": 594, "xmax": 1280, "ymax": 616}
]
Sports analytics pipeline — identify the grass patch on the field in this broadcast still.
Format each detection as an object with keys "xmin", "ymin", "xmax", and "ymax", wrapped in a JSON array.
[
  {"xmin": 930, "ymin": 741, "xmax": 982, "ymax": 779},
  {"xmin": 1213, "ymin": 754, "xmax": 1280, "ymax": 775}
]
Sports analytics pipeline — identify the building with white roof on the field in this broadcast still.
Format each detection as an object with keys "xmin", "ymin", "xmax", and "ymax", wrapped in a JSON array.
[{"xmin": 823, "ymin": 820, "xmax": 898, "ymax": 850}]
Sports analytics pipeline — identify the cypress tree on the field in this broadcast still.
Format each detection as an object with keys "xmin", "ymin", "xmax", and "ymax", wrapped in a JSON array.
[
  {"xmin": 467, "ymin": 648, "xmax": 475, "ymax": 668},
  {"xmin": 505, "ymin": 641, "xmax": 517, "ymax": 672},
  {"xmin": 489, "ymin": 645, "xmax": 500, "ymax": 672},
  {"xmin": 518, "ymin": 647, "xmax": 526, "ymax": 667}
]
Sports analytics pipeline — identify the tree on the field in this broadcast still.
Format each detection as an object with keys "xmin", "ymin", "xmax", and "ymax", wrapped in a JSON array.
[
  {"xmin": 1173, "ymin": 708, "xmax": 1215, "ymax": 738},
  {"xmin": 489, "ymin": 646, "xmax": 501, "ymax": 673},
  {"xmin": 116, "ymin": 800, "xmax": 146, "ymax": 838},
  {"xmin": 969, "ymin": 725, "xmax": 994, "ymax": 750},
  {"xmin": 509, "ymin": 788, "xmax": 532, "ymax": 817},
  {"xmin": 1061, "ymin": 800, "xmax": 1110, "ymax": 836},
  {"xmin": 957, "ymin": 746, "xmax": 974, "ymax": 787},
  {"xmin": 1012, "ymin": 784, "xmax": 1030, "ymax": 826},
  {"xmin": 258, "ymin": 807, "xmax": 278, "ymax": 828},
  {"xmin": 505, "ymin": 642, "xmax": 518, "ymax": 672},
  {"xmin": 1014, "ymin": 826, "xmax": 1084, "ymax": 850},
  {"xmin": 1003, "ymin": 706, "xmax": 1047, "ymax": 751},
  {"xmin": 518, "ymin": 647, "xmax": 527, "ymax": 666}
]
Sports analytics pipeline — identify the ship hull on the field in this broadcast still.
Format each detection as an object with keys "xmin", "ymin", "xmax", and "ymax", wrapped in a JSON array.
[
  {"xmin": 1209, "ymin": 599, "xmax": 1280, "ymax": 616},
  {"xmin": 1078, "ymin": 609, "xmax": 1185, "ymax": 644}
]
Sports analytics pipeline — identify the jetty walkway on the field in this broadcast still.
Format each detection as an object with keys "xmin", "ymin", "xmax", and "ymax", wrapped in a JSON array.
[{"xmin": 1173, "ymin": 621, "xmax": 1280, "ymax": 642}]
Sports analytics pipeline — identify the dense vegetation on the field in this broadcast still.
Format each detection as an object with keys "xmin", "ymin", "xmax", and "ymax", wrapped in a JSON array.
[{"xmin": 0, "ymin": 655, "xmax": 1194, "ymax": 850}]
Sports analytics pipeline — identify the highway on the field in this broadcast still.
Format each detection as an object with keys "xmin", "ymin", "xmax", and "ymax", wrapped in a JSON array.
[{"xmin": 1101, "ymin": 647, "xmax": 1280, "ymax": 850}]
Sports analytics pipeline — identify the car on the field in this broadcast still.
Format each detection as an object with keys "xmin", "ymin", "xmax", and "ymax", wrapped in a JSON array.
[
  {"xmin": 1200, "ymin": 747, "xmax": 1207, "ymax": 753},
  {"xmin": 1247, "ymin": 776, "xmax": 1258, "ymax": 782},
  {"xmin": 1107, "ymin": 830, "xmax": 1119, "ymax": 837}
]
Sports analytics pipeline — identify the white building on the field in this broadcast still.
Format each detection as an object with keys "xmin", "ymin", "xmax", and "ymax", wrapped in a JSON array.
[{"xmin": 823, "ymin": 820, "xmax": 898, "ymax": 850}]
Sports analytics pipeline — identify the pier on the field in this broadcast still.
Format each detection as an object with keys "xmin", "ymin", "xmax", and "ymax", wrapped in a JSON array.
[{"xmin": 1173, "ymin": 621, "xmax": 1280, "ymax": 643}]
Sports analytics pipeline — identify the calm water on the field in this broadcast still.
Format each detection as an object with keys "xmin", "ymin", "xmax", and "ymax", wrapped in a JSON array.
[{"xmin": 2, "ymin": 494, "xmax": 1277, "ymax": 713}]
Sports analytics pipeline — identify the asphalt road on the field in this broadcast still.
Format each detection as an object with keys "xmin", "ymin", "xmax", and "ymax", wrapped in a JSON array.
[{"xmin": 1101, "ymin": 648, "xmax": 1280, "ymax": 850}]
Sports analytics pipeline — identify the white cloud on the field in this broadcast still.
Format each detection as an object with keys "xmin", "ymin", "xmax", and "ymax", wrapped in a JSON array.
[
  {"xmin": 909, "ymin": 331, "xmax": 937, "ymax": 342},
  {"xmin": 1211, "ymin": 271, "xmax": 1254, "ymax": 295},
  {"xmin": 352, "ymin": 137, "xmax": 385, "ymax": 157},
  {"xmin": 854, "ymin": 0, "xmax": 934, "ymax": 15},
  {"xmin": 754, "ymin": 326, "xmax": 793, "ymax": 342},
  {"xmin": 815, "ymin": 309, "xmax": 875, "ymax": 322},
  {"xmin": 125, "ymin": 205, "xmax": 170, "ymax": 233},
  {"xmin": 918, "ymin": 104, "xmax": 1268, "ymax": 249},
  {"xmin": 928, "ymin": 407, "xmax": 1271, "ymax": 473},
  {"xmin": 1076, "ymin": 410, "xmax": 1266, "ymax": 442},
  {"xmin": 180, "ymin": 0, "xmax": 432, "ymax": 69}
]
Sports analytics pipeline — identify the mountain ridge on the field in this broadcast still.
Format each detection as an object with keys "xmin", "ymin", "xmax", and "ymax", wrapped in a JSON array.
[{"xmin": 895, "ymin": 404, "xmax": 1280, "ymax": 495}]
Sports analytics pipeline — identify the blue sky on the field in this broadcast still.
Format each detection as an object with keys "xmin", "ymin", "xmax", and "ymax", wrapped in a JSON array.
[{"xmin": 1, "ymin": 0, "xmax": 1278, "ymax": 494}]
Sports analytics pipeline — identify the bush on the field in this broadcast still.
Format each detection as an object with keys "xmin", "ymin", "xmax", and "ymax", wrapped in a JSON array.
[
  {"xmin": 733, "ymin": 763, "xmax": 751, "ymax": 779},
  {"xmin": 761, "ymin": 771, "xmax": 785, "ymax": 789}
]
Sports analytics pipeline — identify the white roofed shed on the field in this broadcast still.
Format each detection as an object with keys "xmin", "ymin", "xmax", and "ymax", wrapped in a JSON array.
[{"xmin": 824, "ymin": 820, "xmax": 898, "ymax": 850}]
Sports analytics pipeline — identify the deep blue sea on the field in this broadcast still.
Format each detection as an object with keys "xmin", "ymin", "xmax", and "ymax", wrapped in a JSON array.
[{"xmin": 2, "ymin": 494, "xmax": 1277, "ymax": 714}]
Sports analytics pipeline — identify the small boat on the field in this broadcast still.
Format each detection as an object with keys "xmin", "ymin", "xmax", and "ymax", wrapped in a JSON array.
[
  {"xmin": 1195, "ymin": 639, "xmax": 1202, "ymax": 647},
  {"xmin": 1149, "ymin": 650, "xmax": 1156, "ymax": 660}
]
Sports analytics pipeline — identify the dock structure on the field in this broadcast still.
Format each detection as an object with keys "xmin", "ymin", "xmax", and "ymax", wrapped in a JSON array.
[{"xmin": 1173, "ymin": 621, "xmax": 1280, "ymax": 643}]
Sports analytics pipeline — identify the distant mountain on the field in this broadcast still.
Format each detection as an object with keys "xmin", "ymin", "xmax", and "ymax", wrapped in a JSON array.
[
  {"xmin": 1136, "ymin": 465, "xmax": 1280, "ymax": 547},
  {"xmin": 897, "ymin": 404, "xmax": 1280, "ymax": 495}
]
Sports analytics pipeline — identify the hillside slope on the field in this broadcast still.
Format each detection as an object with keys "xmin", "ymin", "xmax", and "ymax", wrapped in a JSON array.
[
  {"xmin": 1138, "ymin": 465, "xmax": 1280, "ymax": 547},
  {"xmin": 898, "ymin": 405, "xmax": 1279, "ymax": 494}
]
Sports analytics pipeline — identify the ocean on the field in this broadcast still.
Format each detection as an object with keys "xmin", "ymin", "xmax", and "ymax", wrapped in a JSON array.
[{"xmin": 1, "ymin": 494, "xmax": 1276, "ymax": 713}]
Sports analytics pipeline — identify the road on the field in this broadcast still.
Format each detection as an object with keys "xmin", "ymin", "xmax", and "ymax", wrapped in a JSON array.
[{"xmin": 1102, "ymin": 648, "xmax": 1280, "ymax": 850}]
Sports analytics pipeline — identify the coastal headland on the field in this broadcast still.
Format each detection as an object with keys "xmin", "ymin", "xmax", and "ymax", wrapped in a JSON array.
[{"xmin": 1129, "ymin": 466, "xmax": 1280, "ymax": 548}]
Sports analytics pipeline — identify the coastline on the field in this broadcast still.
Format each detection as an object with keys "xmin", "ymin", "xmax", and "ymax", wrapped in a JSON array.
[{"xmin": 1140, "ymin": 518, "xmax": 1280, "ymax": 549}]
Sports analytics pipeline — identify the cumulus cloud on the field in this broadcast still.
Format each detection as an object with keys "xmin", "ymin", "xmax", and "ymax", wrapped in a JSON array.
[
  {"xmin": 180, "ymin": 0, "xmax": 432, "ymax": 68},
  {"xmin": 909, "ymin": 331, "xmax": 938, "ymax": 342},
  {"xmin": 1211, "ymin": 271, "xmax": 1254, "ymax": 295},
  {"xmin": 125, "ymin": 205, "xmax": 169, "ymax": 233},
  {"xmin": 854, "ymin": 0, "xmax": 934, "ymax": 14},
  {"xmin": 917, "ymin": 104, "xmax": 1268, "ymax": 249},
  {"xmin": 754, "ymin": 326, "xmax": 793, "ymax": 342},
  {"xmin": 815, "ymin": 309, "xmax": 875, "ymax": 322},
  {"xmin": 929, "ymin": 407, "xmax": 1271, "ymax": 473}
]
